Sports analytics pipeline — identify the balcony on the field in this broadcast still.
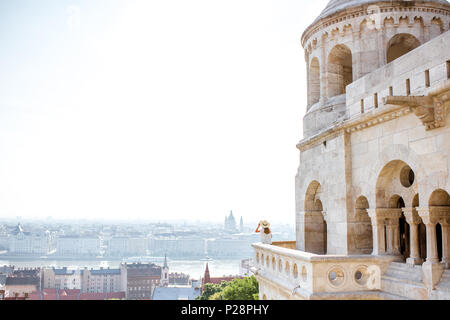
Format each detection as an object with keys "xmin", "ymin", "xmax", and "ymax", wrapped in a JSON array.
[{"xmin": 252, "ymin": 242, "xmax": 397, "ymax": 300}]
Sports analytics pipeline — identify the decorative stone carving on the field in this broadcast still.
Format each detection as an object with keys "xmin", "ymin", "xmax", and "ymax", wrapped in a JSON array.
[{"xmin": 383, "ymin": 88, "xmax": 450, "ymax": 130}]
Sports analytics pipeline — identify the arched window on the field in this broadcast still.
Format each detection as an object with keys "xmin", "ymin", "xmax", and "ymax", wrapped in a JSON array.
[
  {"xmin": 327, "ymin": 44, "xmax": 353, "ymax": 97},
  {"xmin": 386, "ymin": 34, "xmax": 420, "ymax": 63},
  {"xmin": 309, "ymin": 57, "xmax": 320, "ymax": 106},
  {"xmin": 304, "ymin": 181, "xmax": 327, "ymax": 254}
]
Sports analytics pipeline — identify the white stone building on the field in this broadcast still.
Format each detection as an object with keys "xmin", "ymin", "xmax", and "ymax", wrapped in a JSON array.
[
  {"xmin": 106, "ymin": 236, "xmax": 148, "ymax": 257},
  {"xmin": 253, "ymin": 0, "xmax": 450, "ymax": 300},
  {"xmin": 8, "ymin": 224, "xmax": 55, "ymax": 255},
  {"xmin": 56, "ymin": 235, "xmax": 101, "ymax": 257}
]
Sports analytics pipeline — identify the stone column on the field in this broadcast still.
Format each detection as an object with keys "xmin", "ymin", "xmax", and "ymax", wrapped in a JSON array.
[
  {"xmin": 391, "ymin": 218, "xmax": 401, "ymax": 255},
  {"xmin": 384, "ymin": 209, "xmax": 402, "ymax": 255},
  {"xmin": 385, "ymin": 221, "xmax": 393, "ymax": 254},
  {"xmin": 417, "ymin": 207, "xmax": 444, "ymax": 290},
  {"xmin": 320, "ymin": 36, "xmax": 327, "ymax": 102},
  {"xmin": 352, "ymin": 29, "xmax": 362, "ymax": 80},
  {"xmin": 368, "ymin": 209, "xmax": 387, "ymax": 255},
  {"xmin": 403, "ymin": 208, "xmax": 423, "ymax": 265}
]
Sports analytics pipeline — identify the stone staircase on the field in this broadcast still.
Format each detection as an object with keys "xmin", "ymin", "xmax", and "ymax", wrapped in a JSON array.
[{"xmin": 380, "ymin": 262, "xmax": 428, "ymax": 300}]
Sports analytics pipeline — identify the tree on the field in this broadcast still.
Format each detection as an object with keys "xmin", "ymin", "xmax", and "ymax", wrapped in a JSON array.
[
  {"xmin": 221, "ymin": 276, "xmax": 259, "ymax": 300},
  {"xmin": 196, "ymin": 281, "xmax": 229, "ymax": 300},
  {"xmin": 196, "ymin": 276, "xmax": 259, "ymax": 301}
]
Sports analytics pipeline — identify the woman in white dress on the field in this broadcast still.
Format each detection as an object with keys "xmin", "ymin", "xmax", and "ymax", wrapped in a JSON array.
[{"xmin": 255, "ymin": 220, "xmax": 272, "ymax": 244}]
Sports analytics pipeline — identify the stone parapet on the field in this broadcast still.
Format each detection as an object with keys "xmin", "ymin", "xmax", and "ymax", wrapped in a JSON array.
[{"xmin": 252, "ymin": 242, "xmax": 396, "ymax": 299}]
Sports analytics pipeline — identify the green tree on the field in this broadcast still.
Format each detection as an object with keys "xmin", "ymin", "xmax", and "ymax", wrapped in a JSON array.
[
  {"xmin": 221, "ymin": 276, "xmax": 259, "ymax": 300},
  {"xmin": 196, "ymin": 276, "xmax": 259, "ymax": 301},
  {"xmin": 196, "ymin": 281, "xmax": 229, "ymax": 300}
]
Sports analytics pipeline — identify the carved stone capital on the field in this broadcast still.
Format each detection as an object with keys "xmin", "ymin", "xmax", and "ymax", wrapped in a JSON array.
[{"xmin": 402, "ymin": 207, "xmax": 422, "ymax": 225}]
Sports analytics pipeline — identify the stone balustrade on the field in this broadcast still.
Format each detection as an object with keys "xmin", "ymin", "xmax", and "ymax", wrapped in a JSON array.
[{"xmin": 252, "ymin": 242, "xmax": 396, "ymax": 299}]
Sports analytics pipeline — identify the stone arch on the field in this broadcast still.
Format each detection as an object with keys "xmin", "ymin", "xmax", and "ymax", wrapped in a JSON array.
[
  {"xmin": 364, "ymin": 144, "xmax": 425, "ymax": 208},
  {"xmin": 386, "ymin": 33, "xmax": 421, "ymax": 63},
  {"xmin": 305, "ymin": 180, "xmax": 322, "ymax": 211},
  {"xmin": 430, "ymin": 17, "xmax": 444, "ymax": 37},
  {"xmin": 309, "ymin": 57, "xmax": 321, "ymax": 106},
  {"xmin": 428, "ymin": 189, "xmax": 450, "ymax": 261},
  {"xmin": 304, "ymin": 181, "xmax": 327, "ymax": 255},
  {"xmin": 375, "ymin": 160, "xmax": 418, "ymax": 208},
  {"xmin": 327, "ymin": 44, "xmax": 353, "ymax": 97},
  {"xmin": 354, "ymin": 196, "xmax": 373, "ymax": 254},
  {"xmin": 429, "ymin": 189, "xmax": 450, "ymax": 206}
]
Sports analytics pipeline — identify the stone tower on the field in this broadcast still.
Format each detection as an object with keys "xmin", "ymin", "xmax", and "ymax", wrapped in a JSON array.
[
  {"xmin": 302, "ymin": 0, "xmax": 450, "ymax": 138},
  {"xmin": 161, "ymin": 254, "xmax": 169, "ymax": 287},
  {"xmin": 253, "ymin": 0, "xmax": 450, "ymax": 300},
  {"xmin": 298, "ymin": 0, "xmax": 450, "ymax": 255}
]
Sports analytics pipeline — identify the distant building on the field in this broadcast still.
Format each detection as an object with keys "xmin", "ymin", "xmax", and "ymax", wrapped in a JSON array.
[
  {"xmin": 152, "ymin": 285, "xmax": 201, "ymax": 300},
  {"xmin": 56, "ymin": 235, "xmax": 101, "ymax": 257},
  {"xmin": 8, "ymin": 224, "xmax": 55, "ymax": 255},
  {"xmin": 161, "ymin": 255, "xmax": 169, "ymax": 287},
  {"xmin": 201, "ymin": 263, "xmax": 242, "ymax": 292},
  {"xmin": 124, "ymin": 262, "xmax": 162, "ymax": 300},
  {"xmin": 240, "ymin": 216, "xmax": 244, "ymax": 233},
  {"xmin": 107, "ymin": 236, "xmax": 148, "ymax": 257},
  {"xmin": 42, "ymin": 267, "xmax": 82, "ymax": 290},
  {"xmin": 0, "ymin": 266, "xmax": 14, "ymax": 276},
  {"xmin": 4, "ymin": 268, "xmax": 41, "ymax": 298},
  {"xmin": 26, "ymin": 289, "xmax": 125, "ymax": 300},
  {"xmin": 81, "ymin": 267, "xmax": 125, "ymax": 294},
  {"xmin": 224, "ymin": 211, "xmax": 237, "ymax": 231},
  {"xmin": 169, "ymin": 273, "xmax": 190, "ymax": 286},
  {"xmin": 239, "ymin": 258, "xmax": 254, "ymax": 276},
  {"xmin": 148, "ymin": 237, "xmax": 205, "ymax": 258}
]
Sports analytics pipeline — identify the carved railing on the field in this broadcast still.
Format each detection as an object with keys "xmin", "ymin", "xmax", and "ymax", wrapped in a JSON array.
[{"xmin": 252, "ymin": 242, "xmax": 396, "ymax": 298}]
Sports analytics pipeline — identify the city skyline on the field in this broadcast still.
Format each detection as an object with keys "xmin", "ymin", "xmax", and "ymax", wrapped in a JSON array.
[{"xmin": 0, "ymin": 0, "xmax": 328, "ymax": 223}]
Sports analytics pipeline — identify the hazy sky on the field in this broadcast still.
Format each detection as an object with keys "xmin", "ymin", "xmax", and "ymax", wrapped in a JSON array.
[{"xmin": 0, "ymin": 0, "xmax": 329, "ymax": 224}]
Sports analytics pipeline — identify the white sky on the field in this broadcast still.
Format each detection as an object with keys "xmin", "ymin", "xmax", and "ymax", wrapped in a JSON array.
[{"xmin": 0, "ymin": 0, "xmax": 329, "ymax": 223}]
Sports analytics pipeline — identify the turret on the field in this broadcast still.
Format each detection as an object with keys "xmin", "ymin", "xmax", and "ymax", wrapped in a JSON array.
[{"xmin": 301, "ymin": 0, "xmax": 450, "ymax": 138}]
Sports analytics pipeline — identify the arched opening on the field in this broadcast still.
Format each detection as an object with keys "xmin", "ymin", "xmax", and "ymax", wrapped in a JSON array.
[
  {"xmin": 327, "ymin": 44, "xmax": 353, "ymax": 97},
  {"xmin": 355, "ymin": 196, "xmax": 373, "ymax": 254},
  {"xmin": 309, "ymin": 57, "xmax": 321, "ymax": 106},
  {"xmin": 386, "ymin": 34, "xmax": 420, "ymax": 63},
  {"xmin": 304, "ymin": 181, "xmax": 327, "ymax": 255},
  {"xmin": 437, "ymin": 223, "xmax": 443, "ymax": 262},
  {"xmin": 396, "ymin": 197, "xmax": 410, "ymax": 261},
  {"xmin": 429, "ymin": 189, "xmax": 450, "ymax": 263}
]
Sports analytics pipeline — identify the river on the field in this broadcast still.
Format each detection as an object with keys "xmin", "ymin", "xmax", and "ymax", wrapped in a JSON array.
[{"xmin": 0, "ymin": 258, "xmax": 244, "ymax": 279}]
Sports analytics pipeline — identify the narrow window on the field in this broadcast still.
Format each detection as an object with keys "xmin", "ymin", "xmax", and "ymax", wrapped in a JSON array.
[
  {"xmin": 389, "ymin": 86, "xmax": 393, "ymax": 96},
  {"xmin": 374, "ymin": 93, "xmax": 378, "ymax": 108},
  {"xmin": 425, "ymin": 70, "xmax": 430, "ymax": 88},
  {"xmin": 406, "ymin": 79, "xmax": 411, "ymax": 96},
  {"xmin": 361, "ymin": 99, "xmax": 365, "ymax": 113}
]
